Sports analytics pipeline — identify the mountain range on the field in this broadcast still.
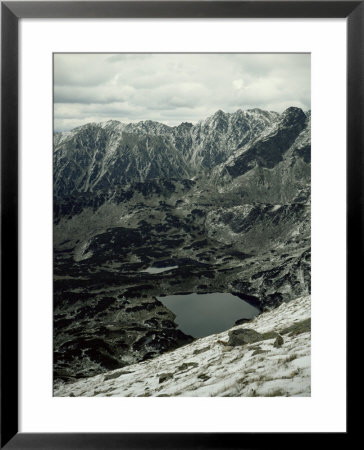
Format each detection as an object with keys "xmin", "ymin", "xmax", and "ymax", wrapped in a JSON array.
[
  {"xmin": 53, "ymin": 106, "xmax": 311, "ymax": 384},
  {"xmin": 54, "ymin": 108, "xmax": 283, "ymax": 195}
]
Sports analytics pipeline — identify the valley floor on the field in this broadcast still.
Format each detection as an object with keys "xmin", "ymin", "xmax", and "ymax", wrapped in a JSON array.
[{"xmin": 54, "ymin": 295, "xmax": 311, "ymax": 397}]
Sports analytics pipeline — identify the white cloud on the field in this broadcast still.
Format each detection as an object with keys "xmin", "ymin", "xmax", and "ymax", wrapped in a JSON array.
[
  {"xmin": 233, "ymin": 79, "xmax": 245, "ymax": 91},
  {"xmin": 54, "ymin": 53, "xmax": 310, "ymax": 131}
]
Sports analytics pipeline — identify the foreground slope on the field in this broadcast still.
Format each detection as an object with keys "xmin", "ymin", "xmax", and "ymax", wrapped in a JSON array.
[{"xmin": 55, "ymin": 295, "xmax": 310, "ymax": 397}]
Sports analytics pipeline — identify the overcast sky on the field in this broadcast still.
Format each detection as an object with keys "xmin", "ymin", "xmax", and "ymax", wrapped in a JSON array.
[{"xmin": 54, "ymin": 53, "xmax": 310, "ymax": 132}]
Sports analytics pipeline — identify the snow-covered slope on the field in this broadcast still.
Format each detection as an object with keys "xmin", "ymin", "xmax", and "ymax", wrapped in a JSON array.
[{"xmin": 54, "ymin": 295, "xmax": 310, "ymax": 397}]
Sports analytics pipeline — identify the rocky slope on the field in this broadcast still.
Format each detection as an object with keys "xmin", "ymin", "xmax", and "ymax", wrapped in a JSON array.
[
  {"xmin": 53, "ymin": 107, "xmax": 311, "ymax": 385},
  {"xmin": 54, "ymin": 295, "xmax": 311, "ymax": 397}
]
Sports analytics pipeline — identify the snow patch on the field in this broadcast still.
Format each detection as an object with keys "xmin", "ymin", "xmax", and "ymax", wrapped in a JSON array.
[{"xmin": 74, "ymin": 240, "xmax": 93, "ymax": 262}]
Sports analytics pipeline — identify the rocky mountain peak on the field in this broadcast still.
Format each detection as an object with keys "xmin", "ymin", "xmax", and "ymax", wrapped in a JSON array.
[
  {"xmin": 280, "ymin": 107, "xmax": 306, "ymax": 127},
  {"xmin": 202, "ymin": 109, "xmax": 229, "ymax": 130},
  {"xmin": 222, "ymin": 106, "xmax": 308, "ymax": 179},
  {"xmin": 176, "ymin": 122, "xmax": 193, "ymax": 129},
  {"xmin": 213, "ymin": 109, "xmax": 227, "ymax": 118},
  {"xmin": 101, "ymin": 119, "xmax": 121, "ymax": 126}
]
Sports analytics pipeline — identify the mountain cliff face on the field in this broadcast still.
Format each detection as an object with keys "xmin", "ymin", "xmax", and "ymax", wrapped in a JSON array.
[
  {"xmin": 53, "ymin": 107, "xmax": 311, "ymax": 383},
  {"xmin": 53, "ymin": 108, "xmax": 279, "ymax": 197},
  {"xmin": 224, "ymin": 108, "xmax": 306, "ymax": 176},
  {"xmin": 53, "ymin": 122, "xmax": 192, "ymax": 197},
  {"xmin": 188, "ymin": 108, "xmax": 279, "ymax": 169}
]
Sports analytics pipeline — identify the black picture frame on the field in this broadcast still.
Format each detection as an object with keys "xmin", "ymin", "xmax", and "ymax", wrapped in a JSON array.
[{"xmin": 1, "ymin": 1, "xmax": 359, "ymax": 448}]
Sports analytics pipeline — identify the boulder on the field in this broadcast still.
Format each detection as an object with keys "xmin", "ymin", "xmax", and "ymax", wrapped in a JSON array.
[
  {"xmin": 228, "ymin": 328, "xmax": 264, "ymax": 346},
  {"xmin": 158, "ymin": 373, "xmax": 174, "ymax": 384},
  {"xmin": 198, "ymin": 373, "xmax": 210, "ymax": 382},
  {"xmin": 234, "ymin": 318, "xmax": 251, "ymax": 326},
  {"xmin": 273, "ymin": 335, "xmax": 284, "ymax": 348}
]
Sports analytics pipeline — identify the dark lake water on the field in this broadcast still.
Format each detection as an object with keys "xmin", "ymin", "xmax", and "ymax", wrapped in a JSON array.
[{"xmin": 157, "ymin": 292, "xmax": 260, "ymax": 338}]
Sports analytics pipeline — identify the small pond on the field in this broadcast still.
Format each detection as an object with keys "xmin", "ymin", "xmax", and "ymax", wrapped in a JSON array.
[
  {"xmin": 142, "ymin": 265, "xmax": 178, "ymax": 274},
  {"xmin": 157, "ymin": 292, "xmax": 260, "ymax": 338}
]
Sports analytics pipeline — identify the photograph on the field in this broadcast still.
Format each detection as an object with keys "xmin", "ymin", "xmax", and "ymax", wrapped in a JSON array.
[{"xmin": 53, "ymin": 53, "xmax": 311, "ymax": 397}]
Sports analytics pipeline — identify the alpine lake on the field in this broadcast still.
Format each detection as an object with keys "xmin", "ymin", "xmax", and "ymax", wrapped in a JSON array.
[{"xmin": 157, "ymin": 292, "xmax": 260, "ymax": 338}]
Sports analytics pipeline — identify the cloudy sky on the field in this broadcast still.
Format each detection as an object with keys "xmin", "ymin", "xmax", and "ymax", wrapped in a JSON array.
[{"xmin": 54, "ymin": 53, "xmax": 310, "ymax": 131}]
